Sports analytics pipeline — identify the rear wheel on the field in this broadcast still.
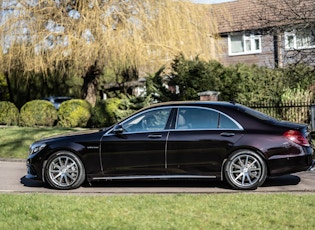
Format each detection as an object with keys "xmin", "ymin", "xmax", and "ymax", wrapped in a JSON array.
[
  {"xmin": 224, "ymin": 149, "xmax": 267, "ymax": 190},
  {"xmin": 44, "ymin": 151, "xmax": 85, "ymax": 190}
]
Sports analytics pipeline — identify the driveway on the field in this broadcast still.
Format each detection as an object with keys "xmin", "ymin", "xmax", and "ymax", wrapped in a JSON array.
[{"xmin": 1, "ymin": 160, "xmax": 315, "ymax": 194}]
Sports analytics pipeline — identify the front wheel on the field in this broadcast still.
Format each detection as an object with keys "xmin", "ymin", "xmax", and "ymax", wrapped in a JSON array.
[
  {"xmin": 224, "ymin": 150, "xmax": 267, "ymax": 190},
  {"xmin": 44, "ymin": 151, "xmax": 86, "ymax": 190}
]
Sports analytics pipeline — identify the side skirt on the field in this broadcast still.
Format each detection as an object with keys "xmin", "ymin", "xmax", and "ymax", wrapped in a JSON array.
[{"xmin": 90, "ymin": 175, "xmax": 217, "ymax": 181}]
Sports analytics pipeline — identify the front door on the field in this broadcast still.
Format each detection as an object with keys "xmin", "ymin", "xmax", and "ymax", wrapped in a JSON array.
[{"xmin": 100, "ymin": 107, "xmax": 172, "ymax": 176}]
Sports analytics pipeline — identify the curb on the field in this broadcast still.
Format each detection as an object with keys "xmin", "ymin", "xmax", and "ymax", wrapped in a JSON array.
[{"xmin": 0, "ymin": 158, "xmax": 25, "ymax": 162}]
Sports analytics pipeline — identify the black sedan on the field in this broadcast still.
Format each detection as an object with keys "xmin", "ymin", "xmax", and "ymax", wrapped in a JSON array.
[{"xmin": 26, "ymin": 101, "xmax": 313, "ymax": 190}]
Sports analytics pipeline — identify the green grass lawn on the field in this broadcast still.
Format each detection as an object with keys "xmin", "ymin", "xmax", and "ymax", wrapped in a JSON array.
[
  {"xmin": 0, "ymin": 193, "xmax": 314, "ymax": 229},
  {"xmin": 0, "ymin": 126, "xmax": 84, "ymax": 159},
  {"xmin": 1, "ymin": 127, "xmax": 315, "ymax": 229}
]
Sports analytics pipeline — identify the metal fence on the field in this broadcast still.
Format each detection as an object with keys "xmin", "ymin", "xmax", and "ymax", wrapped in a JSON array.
[{"xmin": 241, "ymin": 100, "xmax": 315, "ymax": 129}]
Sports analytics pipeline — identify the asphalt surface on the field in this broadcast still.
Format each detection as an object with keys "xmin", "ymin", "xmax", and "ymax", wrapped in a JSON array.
[{"xmin": 1, "ymin": 159, "xmax": 315, "ymax": 195}]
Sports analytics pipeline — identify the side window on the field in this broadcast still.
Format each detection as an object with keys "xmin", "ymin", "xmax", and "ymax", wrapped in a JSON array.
[
  {"xmin": 176, "ymin": 108, "xmax": 219, "ymax": 130},
  {"xmin": 219, "ymin": 114, "xmax": 240, "ymax": 129},
  {"xmin": 122, "ymin": 108, "xmax": 171, "ymax": 132},
  {"xmin": 176, "ymin": 107, "xmax": 241, "ymax": 130}
]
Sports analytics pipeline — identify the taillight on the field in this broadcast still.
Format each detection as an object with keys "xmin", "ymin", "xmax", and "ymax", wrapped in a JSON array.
[{"xmin": 283, "ymin": 130, "xmax": 310, "ymax": 147}]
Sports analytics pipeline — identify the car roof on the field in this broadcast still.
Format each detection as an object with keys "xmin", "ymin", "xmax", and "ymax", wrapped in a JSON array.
[{"xmin": 145, "ymin": 101, "xmax": 239, "ymax": 109}]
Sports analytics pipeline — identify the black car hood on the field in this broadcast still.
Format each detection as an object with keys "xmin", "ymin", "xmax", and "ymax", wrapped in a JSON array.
[{"xmin": 38, "ymin": 129, "xmax": 102, "ymax": 142}]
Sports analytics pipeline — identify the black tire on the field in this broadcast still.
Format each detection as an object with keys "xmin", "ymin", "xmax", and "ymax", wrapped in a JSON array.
[
  {"xmin": 44, "ymin": 151, "xmax": 86, "ymax": 190},
  {"xmin": 224, "ymin": 149, "xmax": 267, "ymax": 190}
]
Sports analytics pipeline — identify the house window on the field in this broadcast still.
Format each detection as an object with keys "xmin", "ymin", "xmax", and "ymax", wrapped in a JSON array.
[
  {"xmin": 228, "ymin": 33, "xmax": 261, "ymax": 55},
  {"xmin": 285, "ymin": 29, "xmax": 315, "ymax": 50}
]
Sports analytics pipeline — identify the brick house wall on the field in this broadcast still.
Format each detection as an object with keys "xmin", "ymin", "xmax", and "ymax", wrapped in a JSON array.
[
  {"xmin": 217, "ymin": 34, "xmax": 275, "ymax": 68},
  {"xmin": 212, "ymin": 0, "xmax": 315, "ymax": 68}
]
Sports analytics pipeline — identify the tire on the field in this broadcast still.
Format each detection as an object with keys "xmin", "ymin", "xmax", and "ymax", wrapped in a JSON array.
[
  {"xmin": 44, "ymin": 151, "xmax": 86, "ymax": 190},
  {"xmin": 224, "ymin": 149, "xmax": 267, "ymax": 190}
]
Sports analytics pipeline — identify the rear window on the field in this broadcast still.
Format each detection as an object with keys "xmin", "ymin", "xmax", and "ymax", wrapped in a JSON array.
[{"xmin": 237, "ymin": 104, "xmax": 278, "ymax": 122}]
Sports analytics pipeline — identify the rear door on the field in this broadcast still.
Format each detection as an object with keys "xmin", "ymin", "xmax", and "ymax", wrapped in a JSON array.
[{"xmin": 166, "ymin": 107, "xmax": 243, "ymax": 176}]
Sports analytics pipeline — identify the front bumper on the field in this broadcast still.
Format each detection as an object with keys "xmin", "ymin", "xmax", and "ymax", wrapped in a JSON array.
[{"xmin": 26, "ymin": 159, "xmax": 42, "ymax": 181}]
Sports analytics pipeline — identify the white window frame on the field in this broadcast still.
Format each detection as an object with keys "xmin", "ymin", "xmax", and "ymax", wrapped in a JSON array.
[
  {"xmin": 228, "ymin": 33, "xmax": 262, "ymax": 56},
  {"xmin": 284, "ymin": 29, "xmax": 315, "ymax": 50}
]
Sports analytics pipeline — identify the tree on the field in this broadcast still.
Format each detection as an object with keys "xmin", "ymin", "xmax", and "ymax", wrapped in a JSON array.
[
  {"xmin": 249, "ymin": 0, "xmax": 315, "ymax": 67},
  {"xmin": 165, "ymin": 54, "xmax": 226, "ymax": 101},
  {"xmin": 0, "ymin": 0, "xmax": 218, "ymax": 106}
]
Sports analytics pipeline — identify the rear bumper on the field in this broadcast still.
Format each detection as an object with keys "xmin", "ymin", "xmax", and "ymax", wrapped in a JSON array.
[
  {"xmin": 268, "ymin": 154, "xmax": 313, "ymax": 176},
  {"xmin": 308, "ymin": 160, "xmax": 315, "ymax": 171}
]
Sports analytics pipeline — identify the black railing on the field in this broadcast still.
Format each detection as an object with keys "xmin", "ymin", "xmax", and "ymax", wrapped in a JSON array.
[{"xmin": 240, "ymin": 100, "xmax": 315, "ymax": 126}]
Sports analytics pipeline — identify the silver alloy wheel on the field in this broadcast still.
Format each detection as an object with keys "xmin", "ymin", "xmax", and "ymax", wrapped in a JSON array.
[
  {"xmin": 45, "ymin": 151, "xmax": 85, "ymax": 189},
  {"xmin": 224, "ymin": 150, "xmax": 267, "ymax": 189},
  {"xmin": 48, "ymin": 155, "xmax": 79, "ymax": 187}
]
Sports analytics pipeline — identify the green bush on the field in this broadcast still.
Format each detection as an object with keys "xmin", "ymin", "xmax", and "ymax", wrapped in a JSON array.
[
  {"xmin": 58, "ymin": 99, "xmax": 91, "ymax": 128},
  {"xmin": 19, "ymin": 100, "xmax": 58, "ymax": 127},
  {"xmin": 89, "ymin": 96, "xmax": 148, "ymax": 128},
  {"xmin": 0, "ymin": 101, "xmax": 19, "ymax": 125},
  {"xmin": 88, "ymin": 100, "xmax": 108, "ymax": 128},
  {"xmin": 104, "ymin": 98, "xmax": 122, "ymax": 125},
  {"xmin": 104, "ymin": 97, "xmax": 136, "ymax": 125}
]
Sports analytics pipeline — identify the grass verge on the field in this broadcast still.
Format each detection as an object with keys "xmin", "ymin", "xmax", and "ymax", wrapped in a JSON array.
[
  {"xmin": 0, "ymin": 193, "xmax": 314, "ymax": 229},
  {"xmin": 0, "ymin": 126, "xmax": 84, "ymax": 159}
]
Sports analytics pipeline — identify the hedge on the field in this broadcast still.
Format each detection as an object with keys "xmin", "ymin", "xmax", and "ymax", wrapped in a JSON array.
[{"xmin": 19, "ymin": 100, "xmax": 58, "ymax": 127}]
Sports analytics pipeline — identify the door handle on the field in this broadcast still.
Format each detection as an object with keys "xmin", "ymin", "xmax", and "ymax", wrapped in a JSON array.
[
  {"xmin": 220, "ymin": 132, "xmax": 235, "ymax": 137},
  {"xmin": 148, "ymin": 134, "xmax": 162, "ymax": 138}
]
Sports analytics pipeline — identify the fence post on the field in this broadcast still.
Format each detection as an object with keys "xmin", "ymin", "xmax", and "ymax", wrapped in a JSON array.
[{"xmin": 311, "ymin": 104, "xmax": 315, "ymax": 131}]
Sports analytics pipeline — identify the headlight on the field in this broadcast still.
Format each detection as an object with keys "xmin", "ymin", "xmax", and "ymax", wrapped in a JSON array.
[{"xmin": 29, "ymin": 143, "xmax": 47, "ymax": 155}]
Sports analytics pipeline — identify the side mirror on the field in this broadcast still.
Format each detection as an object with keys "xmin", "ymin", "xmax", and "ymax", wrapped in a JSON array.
[{"xmin": 113, "ymin": 125, "xmax": 124, "ymax": 134}]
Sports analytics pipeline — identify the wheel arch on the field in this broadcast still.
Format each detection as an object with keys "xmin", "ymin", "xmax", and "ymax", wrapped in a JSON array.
[
  {"xmin": 42, "ymin": 142, "xmax": 87, "ymax": 175},
  {"xmin": 220, "ymin": 147, "xmax": 271, "ymax": 181}
]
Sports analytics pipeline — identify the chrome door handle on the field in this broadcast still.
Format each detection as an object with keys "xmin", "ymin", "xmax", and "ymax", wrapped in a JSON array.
[
  {"xmin": 220, "ymin": 132, "xmax": 235, "ymax": 137},
  {"xmin": 148, "ymin": 134, "xmax": 162, "ymax": 138}
]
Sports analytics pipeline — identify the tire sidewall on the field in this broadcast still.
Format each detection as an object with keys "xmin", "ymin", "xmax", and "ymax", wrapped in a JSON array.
[
  {"xmin": 44, "ymin": 151, "xmax": 86, "ymax": 190},
  {"xmin": 224, "ymin": 149, "xmax": 267, "ymax": 190}
]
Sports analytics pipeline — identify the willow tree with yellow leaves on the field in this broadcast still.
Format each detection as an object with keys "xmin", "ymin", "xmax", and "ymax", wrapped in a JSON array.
[{"xmin": 0, "ymin": 0, "xmax": 217, "ymax": 106}]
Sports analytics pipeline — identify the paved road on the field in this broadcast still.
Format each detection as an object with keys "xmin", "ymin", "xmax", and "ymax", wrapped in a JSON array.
[{"xmin": 1, "ymin": 160, "xmax": 315, "ymax": 194}]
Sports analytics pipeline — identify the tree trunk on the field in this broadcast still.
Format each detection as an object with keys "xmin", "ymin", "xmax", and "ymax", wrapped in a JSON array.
[
  {"xmin": 82, "ymin": 62, "xmax": 102, "ymax": 107},
  {"xmin": 4, "ymin": 72, "xmax": 14, "ymax": 104},
  {"xmin": 83, "ymin": 81, "xmax": 97, "ymax": 107}
]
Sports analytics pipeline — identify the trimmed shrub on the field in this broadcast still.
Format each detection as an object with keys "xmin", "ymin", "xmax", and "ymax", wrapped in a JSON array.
[
  {"xmin": 104, "ymin": 98, "xmax": 136, "ymax": 126},
  {"xmin": 58, "ymin": 99, "xmax": 91, "ymax": 128},
  {"xmin": 88, "ymin": 100, "xmax": 108, "ymax": 128},
  {"xmin": 89, "ymin": 97, "xmax": 144, "ymax": 128},
  {"xmin": 103, "ymin": 98, "xmax": 121, "ymax": 125},
  {"xmin": 19, "ymin": 100, "xmax": 58, "ymax": 127},
  {"xmin": 0, "ymin": 101, "xmax": 19, "ymax": 125}
]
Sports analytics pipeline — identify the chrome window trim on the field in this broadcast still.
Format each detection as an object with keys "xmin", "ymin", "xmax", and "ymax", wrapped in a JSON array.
[{"xmin": 103, "ymin": 105, "xmax": 244, "ymax": 136}]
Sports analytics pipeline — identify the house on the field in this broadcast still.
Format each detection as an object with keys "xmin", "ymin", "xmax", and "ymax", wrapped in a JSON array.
[{"xmin": 212, "ymin": 0, "xmax": 315, "ymax": 68}]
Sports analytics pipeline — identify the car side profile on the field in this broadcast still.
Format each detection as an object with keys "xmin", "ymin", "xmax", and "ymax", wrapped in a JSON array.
[{"xmin": 26, "ymin": 101, "xmax": 313, "ymax": 190}]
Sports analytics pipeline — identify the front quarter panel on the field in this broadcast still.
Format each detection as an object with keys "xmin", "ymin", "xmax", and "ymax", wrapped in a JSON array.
[{"xmin": 27, "ymin": 131, "xmax": 104, "ymax": 180}]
